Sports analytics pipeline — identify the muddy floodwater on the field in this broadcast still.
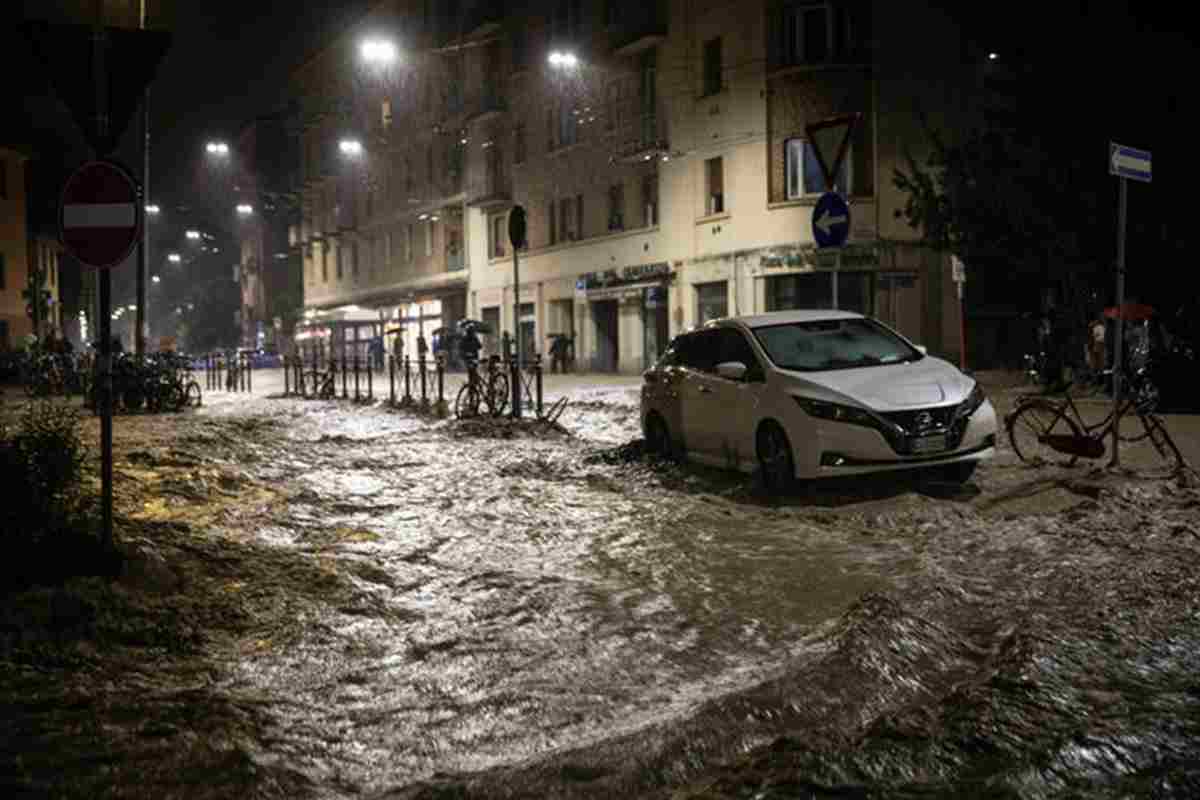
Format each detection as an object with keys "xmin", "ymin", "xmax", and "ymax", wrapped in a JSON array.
[{"xmin": 3, "ymin": 373, "xmax": 1200, "ymax": 798}]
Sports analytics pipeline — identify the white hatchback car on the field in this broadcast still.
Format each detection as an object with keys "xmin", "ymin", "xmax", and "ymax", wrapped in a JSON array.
[{"xmin": 640, "ymin": 310, "xmax": 997, "ymax": 491}]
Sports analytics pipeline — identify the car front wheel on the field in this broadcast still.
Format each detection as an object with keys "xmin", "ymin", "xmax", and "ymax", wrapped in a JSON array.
[{"xmin": 757, "ymin": 421, "xmax": 794, "ymax": 494}]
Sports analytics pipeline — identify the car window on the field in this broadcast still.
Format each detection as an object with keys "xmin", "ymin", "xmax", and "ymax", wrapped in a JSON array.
[
  {"xmin": 676, "ymin": 330, "xmax": 720, "ymax": 372},
  {"xmin": 751, "ymin": 318, "xmax": 922, "ymax": 372},
  {"xmin": 714, "ymin": 328, "xmax": 759, "ymax": 371}
]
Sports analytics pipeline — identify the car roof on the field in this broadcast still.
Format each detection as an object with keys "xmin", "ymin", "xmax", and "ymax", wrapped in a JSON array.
[{"xmin": 705, "ymin": 309, "xmax": 866, "ymax": 330}]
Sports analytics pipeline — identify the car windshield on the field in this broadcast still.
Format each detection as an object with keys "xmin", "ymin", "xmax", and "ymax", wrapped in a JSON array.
[{"xmin": 751, "ymin": 318, "xmax": 923, "ymax": 372}]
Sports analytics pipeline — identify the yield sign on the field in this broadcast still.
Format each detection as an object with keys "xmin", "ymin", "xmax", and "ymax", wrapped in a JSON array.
[
  {"xmin": 805, "ymin": 113, "xmax": 861, "ymax": 193},
  {"xmin": 21, "ymin": 22, "xmax": 172, "ymax": 156},
  {"xmin": 59, "ymin": 160, "xmax": 142, "ymax": 271}
]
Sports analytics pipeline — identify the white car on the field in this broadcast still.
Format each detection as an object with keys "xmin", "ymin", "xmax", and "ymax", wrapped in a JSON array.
[{"xmin": 640, "ymin": 310, "xmax": 997, "ymax": 491}]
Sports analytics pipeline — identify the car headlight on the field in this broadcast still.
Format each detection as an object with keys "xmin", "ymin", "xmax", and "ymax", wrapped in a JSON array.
[
  {"xmin": 793, "ymin": 396, "xmax": 905, "ymax": 441},
  {"xmin": 953, "ymin": 383, "xmax": 986, "ymax": 421}
]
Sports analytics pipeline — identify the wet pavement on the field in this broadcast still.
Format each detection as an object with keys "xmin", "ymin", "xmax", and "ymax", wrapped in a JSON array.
[{"xmin": 2, "ymin": 371, "xmax": 1200, "ymax": 798}]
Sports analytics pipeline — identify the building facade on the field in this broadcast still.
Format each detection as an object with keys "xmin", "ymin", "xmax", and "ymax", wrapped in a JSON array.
[
  {"xmin": 290, "ymin": 0, "xmax": 977, "ymax": 372},
  {"xmin": 1, "ymin": 147, "xmax": 63, "ymax": 351}
]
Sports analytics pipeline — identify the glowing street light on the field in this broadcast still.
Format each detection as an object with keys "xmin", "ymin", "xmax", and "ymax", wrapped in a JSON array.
[
  {"xmin": 152, "ymin": 275, "xmax": 161, "ymax": 284},
  {"xmin": 236, "ymin": 204, "xmax": 254, "ymax": 215},
  {"xmin": 361, "ymin": 38, "xmax": 398, "ymax": 66},
  {"xmin": 145, "ymin": 204, "xmax": 161, "ymax": 215},
  {"xmin": 548, "ymin": 51, "xmax": 579, "ymax": 69},
  {"xmin": 206, "ymin": 141, "xmax": 230, "ymax": 155},
  {"xmin": 339, "ymin": 139, "xmax": 364, "ymax": 157},
  {"xmin": 186, "ymin": 230, "xmax": 201, "ymax": 240},
  {"xmin": 167, "ymin": 253, "xmax": 182, "ymax": 263}
]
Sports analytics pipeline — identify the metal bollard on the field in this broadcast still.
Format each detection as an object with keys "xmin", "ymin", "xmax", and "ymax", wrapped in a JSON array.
[
  {"xmin": 341, "ymin": 354, "xmax": 348, "ymax": 399},
  {"xmin": 389, "ymin": 354, "xmax": 396, "ymax": 405},
  {"xmin": 436, "ymin": 354, "xmax": 445, "ymax": 413},
  {"xmin": 284, "ymin": 356, "xmax": 290, "ymax": 395},
  {"xmin": 368, "ymin": 356, "xmax": 374, "ymax": 400},
  {"xmin": 353, "ymin": 355, "xmax": 361, "ymax": 401},
  {"xmin": 403, "ymin": 356, "xmax": 412, "ymax": 404},
  {"xmin": 509, "ymin": 356, "xmax": 521, "ymax": 420},
  {"xmin": 534, "ymin": 354, "xmax": 544, "ymax": 417},
  {"xmin": 419, "ymin": 355, "xmax": 427, "ymax": 406},
  {"xmin": 247, "ymin": 352, "xmax": 253, "ymax": 393}
]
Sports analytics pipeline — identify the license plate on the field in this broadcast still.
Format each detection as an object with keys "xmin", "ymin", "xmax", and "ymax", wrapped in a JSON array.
[{"xmin": 911, "ymin": 434, "xmax": 948, "ymax": 454}]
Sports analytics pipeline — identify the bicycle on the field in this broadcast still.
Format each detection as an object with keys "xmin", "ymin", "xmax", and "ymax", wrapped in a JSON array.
[
  {"xmin": 1005, "ymin": 366, "xmax": 1184, "ymax": 471},
  {"xmin": 455, "ymin": 356, "xmax": 509, "ymax": 419},
  {"xmin": 316, "ymin": 358, "xmax": 338, "ymax": 399}
]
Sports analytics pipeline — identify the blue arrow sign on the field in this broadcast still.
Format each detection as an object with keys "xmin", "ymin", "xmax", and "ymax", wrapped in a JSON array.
[
  {"xmin": 812, "ymin": 192, "xmax": 851, "ymax": 248},
  {"xmin": 1109, "ymin": 142, "xmax": 1151, "ymax": 183}
]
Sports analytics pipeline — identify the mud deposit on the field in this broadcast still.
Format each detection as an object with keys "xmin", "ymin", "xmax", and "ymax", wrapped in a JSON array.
[{"xmin": 3, "ymin": 386, "xmax": 1199, "ymax": 798}]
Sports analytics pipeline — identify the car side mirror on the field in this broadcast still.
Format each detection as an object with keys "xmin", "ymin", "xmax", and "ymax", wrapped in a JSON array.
[
  {"xmin": 715, "ymin": 361, "xmax": 748, "ymax": 380},
  {"xmin": 914, "ymin": 344, "xmax": 928, "ymax": 355}
]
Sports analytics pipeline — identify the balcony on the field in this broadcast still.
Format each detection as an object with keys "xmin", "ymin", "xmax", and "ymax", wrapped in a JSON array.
[
  {"xmin": 611, "ymin": 108, "xmax": 669, "ymax": 164},
  {"xmin": 466, "ymin": 165, "xmax": 511, "ymax": 209},
  {"xmin": 610, "ymin": 3, "xmax": 667, "ymax": 57},
  {"xmin": 465, "ymin": 85, "xmax": 507, "ymax": 123}
]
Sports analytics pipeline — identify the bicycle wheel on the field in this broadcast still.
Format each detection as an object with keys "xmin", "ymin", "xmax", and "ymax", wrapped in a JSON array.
[
  {"xmin": 486, "ymin": 372, "xmax": 509, "ymax": 417},
  {"xmin": 1006, "ymin": 399, "xmax": 1082, "ymax": 467},
  {"xmin": 456, "ymin": 382, "xmax": 482, "ymax": 419},
  {"xmin": 184, "ymin": 380, "xmax": 202, "ymax": 408},
  {"xmin": 1138, "ymin": 412, "xmax": 1184, "ymax": 467}
]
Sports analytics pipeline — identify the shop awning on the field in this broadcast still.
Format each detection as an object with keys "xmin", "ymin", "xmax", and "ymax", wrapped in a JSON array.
[{"xmin": 583, "ymin": 280, "xmax": 666, "ymax": 302}]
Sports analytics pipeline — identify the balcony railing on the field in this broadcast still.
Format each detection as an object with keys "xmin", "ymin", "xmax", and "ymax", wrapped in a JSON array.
[
  {"xmin": 610, "ymin": 107, "xmax": 669, "ymax": 163},
  {"xmin": 610, "ymin": 2, "xmax": 667, "ymax": 56},
  {"xmin": 465, "ymin": 85, "xmax": 507, "ymax": 122},
  {"xmin": 466, "ymin": 165, "xmax": 511, "ymax": 209}
]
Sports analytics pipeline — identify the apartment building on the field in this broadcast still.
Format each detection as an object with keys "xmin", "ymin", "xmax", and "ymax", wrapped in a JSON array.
[{"xmin": 292, "ymin": 0, "xmax": 976, "ymax": 371}]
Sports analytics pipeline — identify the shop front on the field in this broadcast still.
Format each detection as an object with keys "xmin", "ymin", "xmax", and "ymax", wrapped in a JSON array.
[{"xmin": 577, "ymin": 261, "xmax": 672, "ymax": 373}]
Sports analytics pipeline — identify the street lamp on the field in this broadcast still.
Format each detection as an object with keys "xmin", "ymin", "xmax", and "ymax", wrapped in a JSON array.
[
  {"xmin": 186, "ymin": 230, "xmax": 201, "ymax": 240},
  {"xmin": 361, "ymin": 38, "xmax": 398, "ymax": 66},
  {"xmin": 145, "ymin": 204, "xmax": 160, "ymax": 215},
  {"xmin": 339, "ymin": 139, "xmax": 364, "ymax": 157},
  {"xmin": 206, "ymin": 141, "xmax": 230, "ymax": 155},
  {"xmin": 236, "ymin": 204, "xmax": 254, "ymax": 216},
  {"xmin": 548, "ymin": 51, "xmax": 579, "ymax": 69},
  {"xmin": 167, "ymin": 253, "xmax": 182, "ymax": 263},
  {"xmin": 152, "ymin": 275, "xmax": 161, "ymax": 284}
]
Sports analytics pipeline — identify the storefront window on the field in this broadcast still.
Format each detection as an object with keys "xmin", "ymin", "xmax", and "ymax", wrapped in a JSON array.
[
  {"xmin": 696, "ymin": 281, "xmax": 729, "ymax": 324},
  {"xmin": 765, "ymin": 272, "xmax": 872, "ymax": 314}
]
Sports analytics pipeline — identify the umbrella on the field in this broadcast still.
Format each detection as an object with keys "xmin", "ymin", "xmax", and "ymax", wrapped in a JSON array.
[
  {"xmin": 1104, "ymin": 302, "xmax": 1155, "ymax": 322},
  {"xmin": 457, "ymin": 319, "xmax": 493, "ymax": 334}
]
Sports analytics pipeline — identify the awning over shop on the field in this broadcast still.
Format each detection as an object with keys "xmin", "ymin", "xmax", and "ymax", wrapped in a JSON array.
[{"xmin": 306, "ymin": 269, "xmax": 469, "ymax": 311}]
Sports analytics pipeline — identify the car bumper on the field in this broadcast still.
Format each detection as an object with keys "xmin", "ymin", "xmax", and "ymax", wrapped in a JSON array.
[{"xmin": 791, "ymin": 400, "xmax": 998, "ymax": 479}]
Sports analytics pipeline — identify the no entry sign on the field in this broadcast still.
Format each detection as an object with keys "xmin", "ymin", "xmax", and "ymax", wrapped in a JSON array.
[{"xmin": 59, "ymin": 160, "xmax": 142, "ymax": 270}]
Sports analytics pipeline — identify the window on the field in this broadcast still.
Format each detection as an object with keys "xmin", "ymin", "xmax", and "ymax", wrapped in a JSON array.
[
  {"xmin": 605, "ymin": 82, "xmax": 619, "ymax": 131},
  {"xmin": 405, "ymin": 223, "xmax": 414, "ymax": 262},
  {"xmin": 351, "ymin": 241, "xmax": 359, "ymax": 276},
  {"xmin": 785, "ymin": 138, "xmax": 852, "ymax": 198},
  {"xmin": 556, "ymin": 101, "xmax": 578, "ymax": 148},
  {"xmin": 705, "ymin": 157, "xmax": 725, "ymax": 215},
  {"xmin": 559, "ymin": 197, "xmax": 571, "ymax": 242},
  {"xmin": 642, "ymin": 174, "xmax": 658, "ymax": 227},
  {"xmin": 405, "ymin": 157, "xmax": 414, "ymax": 196},
  {"xmin": 491, "ymin": 215, "xmax": 507, "ymax": 258},
  {"xmin": 321, "ymin": 243, "xmax": 329, "ymax": 282},
  {"xmin": 386, "ymin": 231, "xmax": 394, "ymax": 266},
  {"xmin": 675, "ymin": 329, "xmax": 721, "ymax": 372},
  {"xmin": 514, "ymin": 123, "xmax": 527, "ymax": 164},
  {"xmin": 511, "ymin": 27, "xmax": 527, "ymax": 71},
  {"xmin": 780, "ymin": 2, "xmax": 860, "ymax": 65},
  {"xmin": 765, "ymin": 272, "xmax": 871, "ymax": 314},
  {"xmin": 336, "ymin": 243, "xmax": 344, "ymax": 279},
  {"xmin": 549, "ymin": 199, "xmax": 558, "ymax": 245},
  {"xmin": 702, "ymin": 37, "xmax": 723, "ymax": 96},
  {"xmin": 696, "ymin": 281, "xmax": 728, "ymax": 324},
  {"xmin": 424, "ymin": 220, "xmax": 434, "ymax": 257},
  {"xmin": 608, "ymin": 183, "xmax": 624, "ymax": 231},
  {"xmin": 576, "ymin": 193, "xmax": 584, "ymax": 239},
  {"xmin": 714, "ymin": 328, "xmax": 761, "ymax": 374}
]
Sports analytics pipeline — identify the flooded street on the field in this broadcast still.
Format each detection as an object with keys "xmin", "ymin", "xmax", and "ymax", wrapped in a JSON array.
[{"xmin": 3, "ymin": 371, "xmax": 1200, "ymax": 798}]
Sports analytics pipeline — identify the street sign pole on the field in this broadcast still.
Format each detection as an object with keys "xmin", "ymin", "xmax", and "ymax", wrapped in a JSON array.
[
  {"xmin": 1106, "ymin": 142, "xmax": 1150, "ymax": 469},
  {"xmin": 91, "ymin": 11, "xmax": 115, "ymax": 554},
  {"xmin": 1110, "ymin": 174, "xmax": 1127, "ymax": 468},
  {"xmin": 833, "ymin": 249, "xmax": 840, "ymax": 309},
  {"xmin": 508, "ymin": 206, "xmax": 527, "ymax": 419}
]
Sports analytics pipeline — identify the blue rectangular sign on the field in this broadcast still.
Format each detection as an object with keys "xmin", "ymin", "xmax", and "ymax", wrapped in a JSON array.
[{"xmin": 1109, "ymin": 142, "xmax": 1151, "ymax": 183}]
